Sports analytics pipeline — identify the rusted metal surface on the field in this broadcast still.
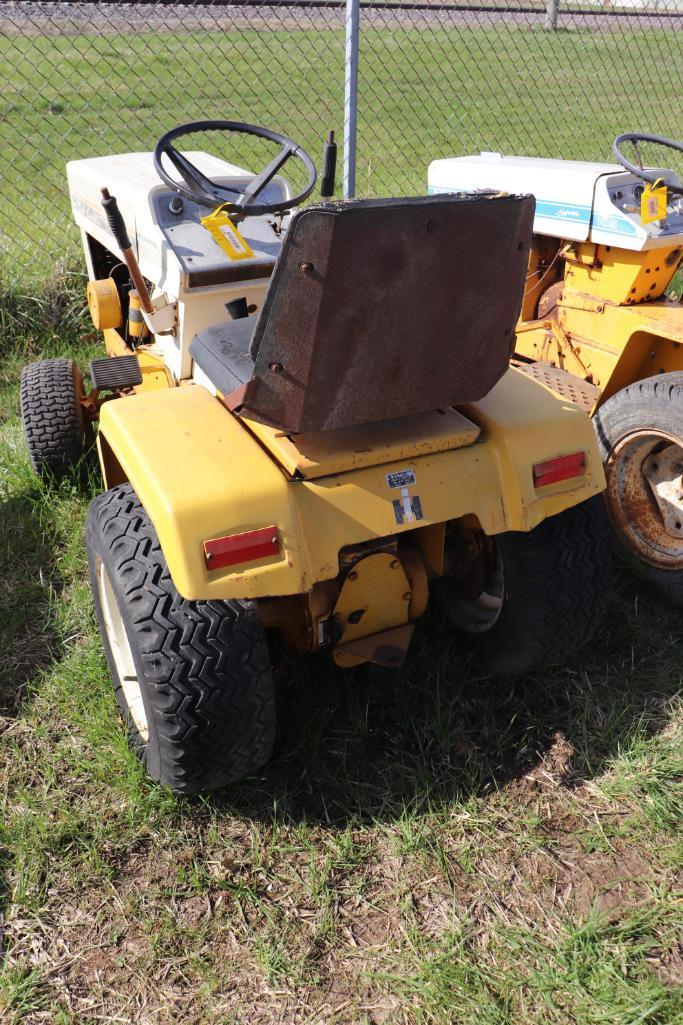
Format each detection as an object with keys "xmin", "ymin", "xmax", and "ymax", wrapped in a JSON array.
[
  {"xmin": 642, "ymin": 443, "xmax": 683, "ymax": 540},
  {"xmin": 516, "ymin": 360, "xmax": 600, "ymax": 413},
  {"xmin": 240, "ymin": 194, "xmax": 535, "ymax": 434},
  {"xmin": 334, "ymin": 624, "xmax": 414, "ymax": 669},
  {"xmin": 397, "ymin": 543, "xmax": 430, "ymax": 620},
  {"xmin": 604, "ymin": 431, "xmax": 683, "ymax": 568},
  {"xmin": 537, "ymin": 280, "xmax": 564, "ymax": 319}
]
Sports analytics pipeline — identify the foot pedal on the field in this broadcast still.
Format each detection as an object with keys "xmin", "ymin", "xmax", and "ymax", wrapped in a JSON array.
[
  {"xmin": 516, "ymin": 361, "xmax": 600, "ymax": 414},
  {"xmin": 89, "ymin": 354, "xmax": 142, "ymax": 391}
]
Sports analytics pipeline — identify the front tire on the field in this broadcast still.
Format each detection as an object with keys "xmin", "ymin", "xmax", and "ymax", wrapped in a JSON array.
[
  {"xmin": 439, "ymin": 497, "xmax": 610, "ymax": 675},
  {"xmin": 86, "ymin": 483, "xmax": 276, "ymax": 793},
  {"xmin": 593, "ymin": 373, "xmax": 683, "ymax": 606},
  {"xmin": 20, "ymin": 358, "xmax": 87, "ymax": 478}
]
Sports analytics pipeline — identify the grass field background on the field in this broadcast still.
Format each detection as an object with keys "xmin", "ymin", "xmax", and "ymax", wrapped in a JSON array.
[
  {"xmin": 1, "ymin": 21, "xmax": 682, "ymax": 281},
  {"xmin": 1, "ymin": 20, "xmax": 683, "ymax": 1025}
]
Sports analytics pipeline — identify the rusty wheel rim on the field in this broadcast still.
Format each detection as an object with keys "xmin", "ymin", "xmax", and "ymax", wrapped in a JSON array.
[{"xmin": 605, "ymin": 430, "xmax": 683, "ymax": 569}]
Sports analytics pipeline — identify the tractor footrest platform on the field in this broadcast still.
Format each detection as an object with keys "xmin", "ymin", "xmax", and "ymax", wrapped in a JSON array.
[
  {"xmin": 89, "ymin": 354, "xmax": 142, "ymax": 391},
  {"xmin": 516, "ymin": 361, "xmax": 600, "ymax": 413}
]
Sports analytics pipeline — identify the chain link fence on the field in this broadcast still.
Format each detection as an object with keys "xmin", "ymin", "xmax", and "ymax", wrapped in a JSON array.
[{"xmin": 1, "ymin": 0, "xmax": 681, "ymax": 284}]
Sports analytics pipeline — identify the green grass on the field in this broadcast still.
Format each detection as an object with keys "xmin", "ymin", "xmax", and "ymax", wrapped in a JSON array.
[
  {"xmin": 1, "ymin": 23, "xmax": 681, "ymax": 281},
  {"xmin": 1, "ymin": 21, "xmax": 683, "ymax": 1025},
  {"xmin": 1, "ymin": 305, "xmax": 682, "ymax": 1020}
]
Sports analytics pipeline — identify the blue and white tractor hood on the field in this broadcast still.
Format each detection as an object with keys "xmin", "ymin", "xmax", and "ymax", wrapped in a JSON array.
[{"xmin": 428, "ymin": 152, "xmax": 683, "ymax": 252}]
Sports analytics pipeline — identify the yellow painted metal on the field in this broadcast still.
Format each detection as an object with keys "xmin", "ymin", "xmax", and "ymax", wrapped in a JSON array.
[
  {"xmin": 127, "ymin": 290, "xmax": 150, "ymax": 341},
  {"xmin": 334, "ymin": 624, "xmax": 414, "ymax": 669},
  {"xmin": 330, "ymin": 553, "xmax": 412, "ymax": 668},
  {"xmin": 399, "ymin": 544, "xmax": 430, "ymax": 620},
  {"xmin": 97, "ymin": 384, "xmax": 303, "ymax": 600},
  {"xmin": 515, "ymin": 302, "xmax": 683, "ymax": 407},
  {"xmin": 102, "ymin": 328, "xmax": 176, "ymax": 392},
  {"xmin": 564, "ymin": 242, "xmax": 679, "ymax": 306},
  {"xmin": 520, "ymin": 235, "xmax": 561, "ymax": 322},
  {"xmin": 515, "ymin": 237, "xmax": 683, "ymax": 408},
  {"xmin": 87, "ymin": 278, "xmax": 122, "ymax": 331},
  {"xmin": 96, "ymin": 370, "xmax": 604, "ymax": 601},
  {"xmin": 243, "ymin": 407, "xmax": 481, "ymax": 479}
]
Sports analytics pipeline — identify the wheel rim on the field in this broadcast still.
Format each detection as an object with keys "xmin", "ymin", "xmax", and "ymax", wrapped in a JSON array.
[
  {"xmin": 97, "ymin": 560, "xmax": 149, "ymax": 741},
  {"xmin": 605, "ymin": 430, "xmax": 683, "ymax": 569},
  {"xmin": 444, "ymin": 542, "xmax": 505, "ymax": 634}
]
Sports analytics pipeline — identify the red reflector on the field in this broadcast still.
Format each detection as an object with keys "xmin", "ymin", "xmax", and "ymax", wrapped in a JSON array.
[
  {"xmin": 533, "ymin": 452, "xmax": 586, "ymax": 487},
  {"xmin": 204, "ymin": 526, "xmax": 279, "ymax": 570}
]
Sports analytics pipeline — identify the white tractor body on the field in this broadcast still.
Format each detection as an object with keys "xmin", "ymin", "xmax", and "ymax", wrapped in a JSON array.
[
  {"xmin": 428, "ymin": 152, "xmax": 683, "ymax": 252},
  {"xmin": 67, "ymin": 151, "xmax": 289, "ymax": 382}
]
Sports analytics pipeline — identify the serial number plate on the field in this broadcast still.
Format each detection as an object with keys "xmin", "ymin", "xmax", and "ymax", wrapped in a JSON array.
[{"xmin": 386, "ymin": 468, "xmax": 416, "ymax": 489}]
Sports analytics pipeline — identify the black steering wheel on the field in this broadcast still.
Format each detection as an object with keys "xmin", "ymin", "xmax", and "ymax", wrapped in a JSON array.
[
  {"xmin": 153, "ymin": 119, "xmax": 317, "ymax": 216},
  {"xmin": 612, "ymin": 132, "xmax": 683, "ymax": 197}
]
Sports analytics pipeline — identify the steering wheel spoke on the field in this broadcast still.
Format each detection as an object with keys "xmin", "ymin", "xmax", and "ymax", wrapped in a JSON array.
[
  {"xmin": 163, "ymin": 144, "xmax": 220, "ymax": 201},
  {"xmin": 242, "ymin": 144, "xmax": 294, "ymax": 207},
  {"xmin": 612, "ymin": 132, "xmax": 683, "ymax": 198},
  {"xmin": 153, "ymin": 120, "xmax": 317, "ymax": 217}
]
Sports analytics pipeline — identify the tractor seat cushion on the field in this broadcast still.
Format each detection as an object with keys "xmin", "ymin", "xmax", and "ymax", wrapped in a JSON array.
[{"xmin": 189, "ymin": 317, "xmax": 256, "ymax": 393}]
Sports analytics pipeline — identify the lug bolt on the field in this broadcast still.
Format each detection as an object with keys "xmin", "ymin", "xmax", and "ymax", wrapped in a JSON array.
[
  {"xmin": 299, "ymin": 261, "xmax": 314, "ymax": 274},
  {"xmin": 269, "ymin": 362, "xmax": 283, "ymax": 373}
]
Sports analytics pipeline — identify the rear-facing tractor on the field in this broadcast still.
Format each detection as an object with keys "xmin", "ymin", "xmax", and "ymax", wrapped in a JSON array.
[
  {"xmin": 431, "ymin": 132, "xmax": 683, "ymax": 604},
  {"xmin": 21, "ymin": 121, "xmax": 609, "ymax": 792}
]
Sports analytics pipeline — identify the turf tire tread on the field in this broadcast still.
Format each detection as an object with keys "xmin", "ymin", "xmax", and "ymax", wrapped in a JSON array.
[
  {"xmin": 87, "ymin": 483, "xmax": 276, "ymax": 793},
  {"xmin": 20, "ymin": 358, "xmax": 84, "ymax": 477},
  {"xmin": 467, "ymin": 497, "xmax": 610, "ymax": 675}
]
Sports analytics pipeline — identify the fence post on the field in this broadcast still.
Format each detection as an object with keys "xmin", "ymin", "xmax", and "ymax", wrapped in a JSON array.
[
  {"xmin": 343, "ymin": 0, "xmax": 360, "ymax": 198},
  {"xmin": 544, "ymin": 0, "xmax": 559, "ymax": 30}
]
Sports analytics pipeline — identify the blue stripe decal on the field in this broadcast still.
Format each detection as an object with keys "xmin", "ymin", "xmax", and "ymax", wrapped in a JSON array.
[
  {"xmin": 535, "ymin": 199, "xmax": 591, "ymax": 226},
  {"xmin": 428, "ymin": 186, "xmax": 639, "ymax": 237},
  {"xmin": 591, "ymin": 212, "xmax": 639, "ymax": 237}
]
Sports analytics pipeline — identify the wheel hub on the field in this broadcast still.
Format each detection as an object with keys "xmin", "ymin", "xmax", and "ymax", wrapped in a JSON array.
[
  {"xmin": 605, "ymin": 430, "xmax": 683, "ymax": 567},
  {"xmin": 443, "ymin": 538, "xmax": 505, "ymax": 634},
  {"xmin": 642, "ymin": 443, "xmax": 683, "ymax": 540}
]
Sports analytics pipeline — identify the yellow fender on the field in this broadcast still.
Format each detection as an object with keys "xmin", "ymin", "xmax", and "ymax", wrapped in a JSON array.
[{"xmin": 96, "ymin": 372, "xmax": 604, "ymax": 601}]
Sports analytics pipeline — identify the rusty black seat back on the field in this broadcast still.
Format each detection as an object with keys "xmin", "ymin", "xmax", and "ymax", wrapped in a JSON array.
[{"xmin": 234, "ymin": 193, "xmax": 535, "ymax": 433}]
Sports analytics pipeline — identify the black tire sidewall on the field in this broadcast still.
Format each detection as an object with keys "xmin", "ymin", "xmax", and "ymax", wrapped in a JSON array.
[
  {"xmin": 593, "ymin": 372, "xmax": 683, "ymax": 601},
  {"xmin": 593, "ymin": 373, "xmax": 683, "ymax": 462}
]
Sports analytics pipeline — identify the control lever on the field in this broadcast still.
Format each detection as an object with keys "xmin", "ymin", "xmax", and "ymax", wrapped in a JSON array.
[
  {"xmin": 320, "ymin": 130, "xmax": 337, "ymax": 198},
  {"xmin": 100, "ymin": 187, "xmax": 154, "ymax": 316}
]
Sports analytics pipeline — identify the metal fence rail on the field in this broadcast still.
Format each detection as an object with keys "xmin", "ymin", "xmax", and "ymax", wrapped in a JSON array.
[{"xmin": 1, "ymin": 0, "xmax": 681, "ymax": 282}]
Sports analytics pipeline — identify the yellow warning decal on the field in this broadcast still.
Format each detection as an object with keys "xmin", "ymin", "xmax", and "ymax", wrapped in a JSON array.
[
  {"xmin": 200, "ymin": 205, "xmax": 255, "ymax": 261},
  {"xmin": 641, "ymin": 179, "xmax": 667, "ymax": 225}
]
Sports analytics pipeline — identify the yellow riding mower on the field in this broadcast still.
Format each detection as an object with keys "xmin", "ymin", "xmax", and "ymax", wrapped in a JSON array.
[
  {"xmin": 430, "ymin": 131, "xmax": 683, "ymax": 605},
  {"xmin": 21, "ymin": 121, "xmax": 609, "ymax": 793}
]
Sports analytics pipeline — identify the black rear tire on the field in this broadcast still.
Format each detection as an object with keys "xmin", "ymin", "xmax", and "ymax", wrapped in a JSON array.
[
  {"xmin": 20, "ymin": 358, "xmax": 86, "ymax": 478},
  {"xmin": 593, "ymin": 373, "xmax": 683, "ymax": 607},
  {"xmin": 86, "ymin": 483, "xmax": 276, "ymax": 793},
  {"xmin": 439, "ymin": 497, "xmax": 610, "ymax": 675}
]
